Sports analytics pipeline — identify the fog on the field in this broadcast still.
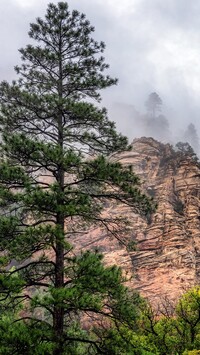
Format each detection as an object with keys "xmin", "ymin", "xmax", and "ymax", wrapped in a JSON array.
[{"xmin": 1, "ymin": 0, "xmax": 200, "ymax": 154}]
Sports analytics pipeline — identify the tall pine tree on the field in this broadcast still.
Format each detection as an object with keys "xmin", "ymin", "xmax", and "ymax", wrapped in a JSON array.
[
  {"xmin": 145, "ymin": 92, "xmax": 162, "ymax": 118},
  {"xmin": 0, "ymin": 2, "xmax": 154, "ymax": 353}
]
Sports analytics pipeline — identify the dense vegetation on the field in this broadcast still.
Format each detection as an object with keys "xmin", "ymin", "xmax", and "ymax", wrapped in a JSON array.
[
  {"xmin": 0, "ymin": 2, "xmax": 199, "ymax": 354},
  {"xmin": 0, "ymin": 2, "xmax": 154, "ymax": 354},
  {"xmin": 0, "ymin": 281, "xmax": 199, "ymax": 354}
]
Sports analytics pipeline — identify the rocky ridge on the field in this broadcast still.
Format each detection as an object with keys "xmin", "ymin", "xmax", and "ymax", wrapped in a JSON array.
[{"xmin": 71, "ymin": 137, "xmax": 200, "ymax": 303}]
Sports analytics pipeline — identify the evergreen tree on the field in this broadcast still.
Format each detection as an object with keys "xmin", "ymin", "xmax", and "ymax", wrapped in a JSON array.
[
  {"xmin": 0, "ymin": 2, "xmax": 154, "ymax": 353},
  {"xmin": 175, "ymin": 142, "xmax": 198, "ymax": 162},
  {"xmin": 184, "ymin": 123, "xmax": 200, "ymax": 155},
  {"xmin": 145, "ymin": 92, "xmax": 162, "ymax": 118},
  {"xmin": 144, "ymin": 92, "xmax": 170, "ymax": 142}
]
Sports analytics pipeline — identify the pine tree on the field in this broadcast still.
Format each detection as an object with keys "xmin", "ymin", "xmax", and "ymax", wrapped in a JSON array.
[
  {"xmin": 145, "ymin": 92, "xmax": 162, "ymax": 118},
  {"xmin": 0, "ymin": 2, "xmax": 154, "ymax": 353},
  {"xmin": 184, "ymin": 123, "xmax": 200, "ymax": 155}
]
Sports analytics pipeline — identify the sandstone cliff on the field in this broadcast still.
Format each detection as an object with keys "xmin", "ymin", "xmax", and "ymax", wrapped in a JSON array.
[{"xmin": 71, "ymin": 137, "xmax": 200, "ymax": 303}]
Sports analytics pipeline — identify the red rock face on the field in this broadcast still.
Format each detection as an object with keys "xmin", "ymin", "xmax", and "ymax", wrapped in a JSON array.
[{"xmin": 71, "ymin": 137, "xmax": 200, "ymax": 303}]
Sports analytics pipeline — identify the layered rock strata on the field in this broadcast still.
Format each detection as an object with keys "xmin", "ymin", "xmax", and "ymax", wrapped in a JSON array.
[{"xmin": 71, "ymin": 137, "xmax": 200, "ymax": 303}]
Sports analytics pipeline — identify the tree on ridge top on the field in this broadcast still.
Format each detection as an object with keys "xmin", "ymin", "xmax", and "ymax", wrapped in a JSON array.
[
  {"xmin": 145, "ymin": 92, "xmax": 162, "ymax": 118},
  {"xmin": 184, "ymin": 123, "xmax": 200, "ymax": 155}
]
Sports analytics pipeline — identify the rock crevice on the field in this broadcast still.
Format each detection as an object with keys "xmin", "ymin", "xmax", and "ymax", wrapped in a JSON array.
[{"xmin": 72, "ymin": 137, "xmax": 200, "ymax": 302}]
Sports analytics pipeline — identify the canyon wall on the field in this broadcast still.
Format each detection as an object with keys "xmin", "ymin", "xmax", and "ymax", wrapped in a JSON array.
[{"xmin": 71, "ymin": 137, "xmax": 200, "ymax": 303}]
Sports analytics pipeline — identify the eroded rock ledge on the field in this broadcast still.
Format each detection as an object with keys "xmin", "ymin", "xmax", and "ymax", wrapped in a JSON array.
[{"xmin": 72, "ymin": 137, "xmax": 200, "ymax": 303}]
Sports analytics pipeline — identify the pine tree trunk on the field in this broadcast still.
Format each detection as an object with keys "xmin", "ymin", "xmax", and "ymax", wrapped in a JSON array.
[
  {"xmin": 53, "ymin": 233, "xmax": 64, "ymax": 354},
  {"xmin": 53, "ymin": 167, "xmax": 65, "ymax": 354},
  {"xmin": 53, "ymin": 221, "xmax": 64, "ymax": 354},
  {"xmin": 53, "ymin": 46, "xmax": 65, "ymax": 350}
]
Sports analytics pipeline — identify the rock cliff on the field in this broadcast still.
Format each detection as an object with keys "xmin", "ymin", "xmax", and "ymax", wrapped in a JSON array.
[{"xmin": 71, "ymin": 137, "xmax": 200, "ymax": 303}]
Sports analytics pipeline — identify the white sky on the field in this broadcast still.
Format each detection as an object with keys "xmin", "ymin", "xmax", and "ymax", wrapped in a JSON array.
[{"xmin": 1, "ymin": 0, "xmax": 200, "ymax": 140}]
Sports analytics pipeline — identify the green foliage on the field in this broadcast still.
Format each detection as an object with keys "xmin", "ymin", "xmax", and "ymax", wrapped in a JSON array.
[
  {"xmin": 175, "ymin": 142, "xmax": 199, "ymax": 162},
  {"xmin": 0, "ymin": 2, "xmax": 155, "ymax": 353},
  {"xmin": 176, "ymin": 286, "xmax": 200, "ymax": 350},
  {"xmin": 138, "ymin": 287, "xmax": 200, "ymax": 355},
  {"xmin": 0, "ymin": 251, "xmax": 145, "ymax": 354},
  {"xmin": 96, "ymin": 326, "xmax": 156, "ymax": 354},
  {"xmin": 127, "ymin": 240, "xmax": 138, "ymax": 251}
]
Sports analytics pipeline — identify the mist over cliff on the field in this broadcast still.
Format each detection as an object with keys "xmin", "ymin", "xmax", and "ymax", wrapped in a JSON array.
[
  {"xmin": 1, "ymin": 1, "xmax": 200, "ymax": 148},
  {"xmin": 104, "ymin": 98, "xmax": 200, "ymax": 158}
]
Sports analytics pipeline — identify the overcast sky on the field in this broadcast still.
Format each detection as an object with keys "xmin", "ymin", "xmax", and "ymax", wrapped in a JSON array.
[{"xmin": 1, "ymin": 0, "xmax": 200, "ymax": 142}]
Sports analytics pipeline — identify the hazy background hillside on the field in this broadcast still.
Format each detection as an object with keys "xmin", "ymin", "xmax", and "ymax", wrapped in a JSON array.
[{"xmin": 1, "ymin": 0, "xmax": 200, "ymax": 150}]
